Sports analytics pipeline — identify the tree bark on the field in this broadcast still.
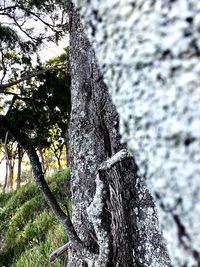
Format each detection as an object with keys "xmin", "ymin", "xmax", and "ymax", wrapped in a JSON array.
[
  {"xmin": 2, "ymin": 162, "xmax": 8, "ymax": 193},
  {"xmin": 57, "ymin": 156, "xmax": 62, "ymax": 172},
  {"xmin": 9, "ymin": 164, "xmax": 14, "ymax": 191},
  {"xmin": 68, "ymin": 2, "xmax": 171, "ymax": 266},
  {"xmin": 16, "ymin": 144, "xmax": 23, "ymax": 189},
  {"xmin": 3, "ymin": 132, "xmax": 11, "ymax": 192},
  {"xmin": 51, "ymin": 143, "xmax": 63, "ymax": 172},
  {"xmin": 38, "ymin": 147, "xmax": 46, "ymax": 173}
]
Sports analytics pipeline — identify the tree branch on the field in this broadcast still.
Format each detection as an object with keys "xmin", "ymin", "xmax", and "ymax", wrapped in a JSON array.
[
  {"xmin": 18, "ymin": 6, "xmax": 59, "ymax": 32},
  {"xmin": 5, "ymin": 13, "xmax": 38, "ymax": 41},
  {"xmin": 0, "ymin": 91, "xmax": 33, "ymax": 102},
  {"xmin": 99, "ymin": 149, "xmax": 133, "ymax": 171},
  {"xmin": 0, "ymin": 49, "xmax": 7, "ymax": 85},
  {"xmin": 0, "ymin": 65, "xmax": 66, "ymax": 90},
  {"xmin": 0, "ymin": 115, "xmax": 84, "ymax": 251},
  {"xmin": 50, "ymin": 243, "xmax": 69, "ymax": 262},
  {"xmin": 87, "ymin": 149, "xmax": 134, "ymax": 266},
  {"xmin": 0, "ymin": 5, "xmax": 17, "ymax": 12},
  {"xmin": 1, "ymin": 4, "xmax": 62, "ymax": 36}
]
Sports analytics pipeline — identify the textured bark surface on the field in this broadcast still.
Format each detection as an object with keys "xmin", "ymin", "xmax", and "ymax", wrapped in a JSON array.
[
  {"xmin": 68, "ymin": 3, "xmax": 171, "ymax": 266},
  {"xmin": 74, "ymin": 1, "xmax": 200, "ymax": 266},
  {"xmin": 16, "ymin": 145, "xmax": 23, "ymax": 189}
]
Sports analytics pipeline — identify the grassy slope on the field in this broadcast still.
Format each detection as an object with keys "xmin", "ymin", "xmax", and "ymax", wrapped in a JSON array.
[{"xmin": 0, "ymin": 169, "xmax": 70, "ymax": 267}]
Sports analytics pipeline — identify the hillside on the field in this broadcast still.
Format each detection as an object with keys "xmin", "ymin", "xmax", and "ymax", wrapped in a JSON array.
[{"xmin": 0, "ymin": 169, "xmax": 70, "ymax": 267}]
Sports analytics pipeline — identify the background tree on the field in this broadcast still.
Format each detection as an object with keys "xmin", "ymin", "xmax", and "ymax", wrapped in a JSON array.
[
  {"xmin": 16, "ymin": 143, "xmax": 24, "ymax": 189},
  {"xmin": 0, "ymin": 0, "xmax": 70, "ymax": 190},
  {"xmin": 0, "ymin": 53, "xmax": 71, "ymax": 190},
  {"xmin": 0, "ymin": 4, "xmax": 79, "ymax": 266},
  {"xmin": 0, "ymin": 131, "xmax": 17, "ymax": 192}
]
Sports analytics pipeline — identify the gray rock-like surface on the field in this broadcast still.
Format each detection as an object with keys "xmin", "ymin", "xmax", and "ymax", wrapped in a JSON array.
[{"xmin": 74, "ymin": 1, "xmax": 200, "ymax": 266}]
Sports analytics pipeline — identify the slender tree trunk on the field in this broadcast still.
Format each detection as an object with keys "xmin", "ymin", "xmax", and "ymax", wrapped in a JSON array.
[
  {"xmin": 64, "ymin": 135, "xmax": 70, "ymax": 167},
  {"xmin": 57, "ymin": 156, "xmax": 62, "ymax": 172},
  {"xmin": 16, "ymin": 144, "xmax": 23, "ymax": 189},
  {"xmin": 53, "ymin": 146, "xmax": 63, "ymax": 172},
  {"xmin": 39, "ymin": 148, "xmax": 46, "ymax": 173},
  {"xmin": 54, "ymin": 154, "xmax": 62, "ymax": 172},
  {"xmin": 9, "ymin": 164, "xmax": 14, "ymax": 191},
  {"xmin": 29, "ymin": 165, "xmax": 33, "ymax": 181},
  {"xmin": 3, "ymin": 132, "xmax": 11, "ymax": 192},
  {"xmin": 5, "ymin": 165, "xmax": 10, "ymax": 192},
  {"xmin": 68, "ymin": 2, "xmax": 171, "ymax": 266},
  {"xmin": 9, "ymin": 145, "xmax": 17, "ymax": 191},
  {"xmin": 2, "ymin": 133, "xmax": 17, "ymax": 191},
  {"xmin": 2, "ymin": 162, "xmax": 8, "ymax": 193}
]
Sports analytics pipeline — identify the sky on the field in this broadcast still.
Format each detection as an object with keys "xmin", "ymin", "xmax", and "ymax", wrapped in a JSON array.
[{"xmin": 38, "ymin": 36, "xmax": 69, "ymax": 63}]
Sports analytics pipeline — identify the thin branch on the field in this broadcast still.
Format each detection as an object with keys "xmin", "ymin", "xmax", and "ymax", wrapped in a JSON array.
[
  {"xmin": 0, "ymin": 5, "xmax": 17, "ymax": 12},
  {"xmin": 0, "ymin": 65, "xmax": 66, "ymax": 90},
  {"xmin": 99, "ymin": 149, "xmax": 133, "ymax": 170},
  {"xmin": 50, "ymin": 243, "xmax": 69, "ymax": 262},
  {"xmin": 0, "ymin": 90, "xmax": 22, "ymax": 96},
  {"xmin": 5, "ymin": 13, "xmax": 38, "ymax": 41},
  {"xmin": 0, "ymin": 90, "xmax": 34, "ymax": 105},
  {"xmin": 16, "ymin": 16, "xmax": 27, "ymax": 28},
  {"xmin": 0, "ymin": 49, "xmax": 7, "ymax": 85},
  {"xmin": 19, "ymin": 6, "xmax": 58, "ymax": 32},
  {"xmin": 1, "ymin": 4, "xmax": 61, "ymax": 33}
]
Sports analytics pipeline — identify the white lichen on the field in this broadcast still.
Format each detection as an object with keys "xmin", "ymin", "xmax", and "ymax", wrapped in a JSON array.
[
  {"xmin": 87, "ymin": 173, "xmax": 110, "ymax": 266},
  {"xmin": 74, "ymin": 0, "xmax": 200, "ymax": 266},
  {"xmin": 99, "ymin": 149, "xmax": 132, "ymax": 170}
]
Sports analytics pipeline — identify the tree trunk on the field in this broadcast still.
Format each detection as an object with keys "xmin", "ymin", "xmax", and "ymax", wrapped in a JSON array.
[
  {"xmin": 16, "ymin": 144, "xmax": 23, "ymax": 189},
  {"xmin": 68, "ymin": 3, "xmax": 171, "ymax": 266},
  {"xmin": 29, "ymin": 165, "xmax": 33, "ymax": 181},
  {"xmin": 9, "ymin": 164, "xmax": 14, "ymax": 191},
  {"xmin": 39, "ymin": 147, "xmax": 46, "ymax": 173},
  {"xmin": 74, "ymin": 2, "xmax": 200, "ymax": 265},
  {"xmin": 8, "ymin": 145, "xmax": 17, "ymax": 191},
  {"xmin": 2, "ymin": 162, "xmax": 8, "ymax": 193},
  {"xmin": 64, "ymin": 134, "xmax": 70, "ymax": 167},
  {"xmin": 3, "ymin": 132, "xmax": 11, "ymax": 192},
  {"xmin": 53, "ymin": 145, "xmax": 63, "ymax": 172},
  {"xmin": 57, "ymin": 156, "xmax": 62, "ymax": 172}
]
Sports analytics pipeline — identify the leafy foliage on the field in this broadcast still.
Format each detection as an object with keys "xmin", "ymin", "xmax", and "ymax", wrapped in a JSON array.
[
  {"xmin": 0, "ymin": 0, "xmax": 68, "ymax": 86},
  {"xmin": 0, "ymin": 51, "xmax": 71, "ymax": 158}
]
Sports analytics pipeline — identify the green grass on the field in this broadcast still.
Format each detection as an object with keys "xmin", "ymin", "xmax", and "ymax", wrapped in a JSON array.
[{"xmin": 0, "ymin": 169, "xmax": 70, "ymax": 267}]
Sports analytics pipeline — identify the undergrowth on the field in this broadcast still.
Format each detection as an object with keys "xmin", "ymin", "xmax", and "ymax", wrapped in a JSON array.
[{"xmin": 0, "ymin": 169, "xmax": 70, "ymax": 267}]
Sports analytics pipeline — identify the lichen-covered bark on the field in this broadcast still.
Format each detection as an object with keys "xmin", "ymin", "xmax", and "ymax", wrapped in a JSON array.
[
  {"xmin": 73, "ymin": 1, "xmax": 200, "ymax": 266},
  {"xmin": 68, "ymin": 2, "xmax": 171, "ymax": 266}
]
